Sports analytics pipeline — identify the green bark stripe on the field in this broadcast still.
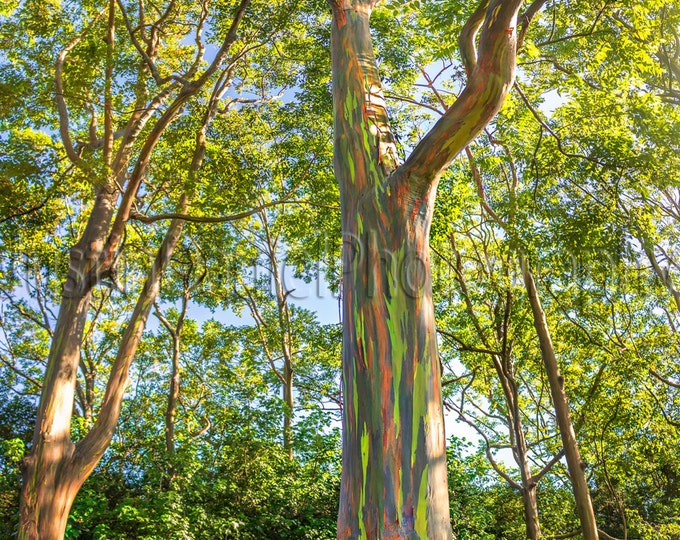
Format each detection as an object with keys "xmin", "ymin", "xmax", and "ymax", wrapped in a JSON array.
[
  {"xmin": 359, "ymin": 424, "xmax": 369, "ymax": 539},
  {"xmin": 415, "ymin": 465, "xmax": 429, "ymax": 538},
  {"xmin": 411, "ymin": 360, "xmax": 428, "ymax": 466},
  {"xmin": 383, "ymin": 292, "xmax": 405, "ymax": 441}
]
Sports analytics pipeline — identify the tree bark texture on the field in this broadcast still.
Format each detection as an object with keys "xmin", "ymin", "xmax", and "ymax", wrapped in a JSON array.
[
  {"xmin": 330, "ymin": 1, "xmax": 524, "ymax": 538},
  {"xmin": 18, "ymin": 184, "xmax": 117, "ymax": 539}
]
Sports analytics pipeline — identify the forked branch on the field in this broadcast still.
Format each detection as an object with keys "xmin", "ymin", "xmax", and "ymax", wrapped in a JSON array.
[
  {"xmin": 459, "ymin": 0, "xmax": 490, "ymax": 74},
  {"xmin": 55, "ymin": 9, "xmax": 107, "ymax": 166},
  {"xmin": 397, "ymin": 0, "xmax": 525, "ymax": 197}
]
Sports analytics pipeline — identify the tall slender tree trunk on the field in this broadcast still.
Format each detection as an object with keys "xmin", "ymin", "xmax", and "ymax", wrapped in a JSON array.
[
  {"xmin": 269, "ymin": 237, "xmax": 295, "ymax": 461},
  {"xmin": 282, "ymin": 354, "xmax": 294, "ymax": 459},
  {"xmin": 505, "ymin": 345, "xmax": 542, "ymax": 540},
  {"xmin": 156, "ymin": 289, "xmax": 189, "ymax": 487},
  {"xmin": 515, "ymin": 417, "xmax": 541, "ymax": 540},
  {"xmin": 492, "ymin": 346, "xmax": 542, "ymax": 540},
  {"xmin": 521, "ymin": 257, "xmax": 599, "ymax": 540},
  {"xmin": 165, "ymin": 319, "xmax": 182, "ymax": 459},
  {"xmin": 19, "ymin": 204, "xmax": 186, "ymax": 539}
]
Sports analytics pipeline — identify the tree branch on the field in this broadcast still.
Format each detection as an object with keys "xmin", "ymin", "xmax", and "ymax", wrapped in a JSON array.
[
  {"xmin": 397, "ymin": 0, "xmax": 525, "ymax": 198},
  {"xmin": 517, "ymin": 0, "xmax": 549, "ymax": 49},
  {"xmin": 55, "ymin": 9, "xmax": 107, "ymax": 166},
  {"xmin": 534, "ymin": 448, "xmax": 565, "ymax": 483},
  {"xmin": 104, "ymin": 0, "xmax": 116, "ymax": 168},
  {"xmin": 458, "ymin": 0, "xmax": 490, "ymax": 74},
  {"xmin": 650, "ymin": 368, "xmax": 680, "ymax": 389},
  {"xmin": 130, "ymin": 198, "xmax": 338, "ymax": 224},
  {"xmin": 438, "ymin": 328, "xmax": 501, "ymax": 356},
  {"xmin": 75, "ymin": 204, "xmax": 187, "ymax": 467},
  {"xmin": 450, "ymin": 400, "xmax": 523, "ymax": 490},
  {"xmin": 99, "ymin": 0, "xmax": 251, "ymax": 279}
]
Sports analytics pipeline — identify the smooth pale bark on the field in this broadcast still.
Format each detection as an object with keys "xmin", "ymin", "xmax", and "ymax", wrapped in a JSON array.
[
  {"xmin": 263, "ymin": 215, "xmax": 296, "ymax": 460},
  {"xmin": 521, "ymin": 257, "xmax": 599, "ymax": 540},
  {"xmin": 330, "ymin": 1, "xmax": 524, "ymax": 537},
  {"xmin": 165, "ymin": 309, "xmax": 183, "ymax": 460},
  {"xmin": 282, "ymin": 355, "xmax": 294, "ymax": 459},
  {"xmin": 18, "ymin": 4, "xmax": 249, "ymax": 534},
  {"xmin": 517, "ymin": 427, "xmax": 541, "ymax": 540},
  {"xmin": 19, "ymin": 209, "xmax": 186, "ymax": 539}
]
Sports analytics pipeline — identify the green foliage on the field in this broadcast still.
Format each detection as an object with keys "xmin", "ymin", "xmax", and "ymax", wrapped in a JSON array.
[
  {"xmin": 1, "ymin": 0, "xmax": 680, "ymax": 538},
  {"xmin": 64, "ymin": 443, "xmax": 340, "ymax": 540}
]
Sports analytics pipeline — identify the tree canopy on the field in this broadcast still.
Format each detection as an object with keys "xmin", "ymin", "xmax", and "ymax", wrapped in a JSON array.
[{"xmin": 1, "ymin": 0, "xmax": 680, "ymax": 538}]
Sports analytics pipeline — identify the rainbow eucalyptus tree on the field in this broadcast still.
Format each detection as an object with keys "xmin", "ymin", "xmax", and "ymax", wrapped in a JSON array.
[
  {"xmin": 14, "ymin": 0, "xmax": 254, "ymax": 537},
  {"xmin": 328, "ymin": 0, "xmax": 540, "ymax": 537}
]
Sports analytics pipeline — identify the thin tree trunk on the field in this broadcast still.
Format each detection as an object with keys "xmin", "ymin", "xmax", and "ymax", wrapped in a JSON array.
[
  {"xmin": 19, "ymin": 206, "xmax": 186, "ymax": 539},
  {"xmin": 282, "ymin": 355, "xmax": 294, "ymax": 459},
  {"xmin": 448, "ymin": 236, "xmax": 543, "ymax": 538},
  {"xmin": 521, "ymin": 257, "xmax": 599, "ymax": 540},
  {"xmin": 274, "ymin": 271, "xmax": 295, "ymax": 460},
  {"xmin": 522, "ymin": 482, "xmax": 542, "ymax": 540},
  {"xmin": 509, "ymin": 378, "xmax": 542, "ymax": 540},
  {"xmin": 515, "ymin": 418, "xmax": 541, "ymax": 540},
  {"xmin": 492, "ymin": 346, "xmax": 543, "ymax": 540},
  {"xmin": 166, "ymin": 318, "xmax": 182, "ymax": 458},
  {"xmin": 263, "ymin": 215, "xmax": 296, "ymax": 460},
  {"xmin": 155, "ymin": 290, "xmax": 189, "ymax": 475}
]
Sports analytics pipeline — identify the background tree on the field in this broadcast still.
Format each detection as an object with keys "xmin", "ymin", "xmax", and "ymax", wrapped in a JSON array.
[{"xmin": 2, "ymin": 0, "xmax": 680, "ymax": 538}]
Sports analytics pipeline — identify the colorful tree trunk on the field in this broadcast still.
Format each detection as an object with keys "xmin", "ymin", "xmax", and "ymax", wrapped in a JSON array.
[{"xmin": 329, "ymin": 1, "xmax": 525, "ymax": 537}]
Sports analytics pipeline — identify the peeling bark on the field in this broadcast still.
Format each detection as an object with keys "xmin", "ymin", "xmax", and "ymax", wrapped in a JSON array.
[{"xmin": 330, "ymin": 1, "xmax": 524, "ymax": 537}]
